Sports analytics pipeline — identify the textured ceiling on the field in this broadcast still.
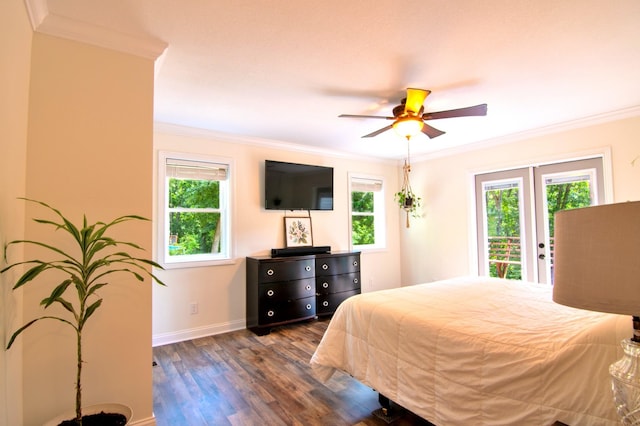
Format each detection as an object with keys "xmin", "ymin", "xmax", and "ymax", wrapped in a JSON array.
[{"xmin": 35, "ymin": 0, "xmax": 640, "ymax": 160}]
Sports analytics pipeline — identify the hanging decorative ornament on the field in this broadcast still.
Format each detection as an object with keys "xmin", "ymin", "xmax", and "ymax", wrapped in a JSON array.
[{"xmin": 394, "ymin": 139, "xmax": 422, "ymax": 228}]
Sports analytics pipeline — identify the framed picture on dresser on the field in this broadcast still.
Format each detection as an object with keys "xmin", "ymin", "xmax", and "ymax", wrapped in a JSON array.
[{"xmin": 284, "ymin": 217, "xmax": 313, "ymax": 247}]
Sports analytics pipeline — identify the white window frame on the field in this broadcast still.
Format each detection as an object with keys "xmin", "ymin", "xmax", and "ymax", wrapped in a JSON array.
[
  {"xmin": 348, "ymin": 173, "xmax": 386, "ymax": 251},
  {"xmin": 157, "ymin": 151, "xmax": 234, "ymax": 269}
]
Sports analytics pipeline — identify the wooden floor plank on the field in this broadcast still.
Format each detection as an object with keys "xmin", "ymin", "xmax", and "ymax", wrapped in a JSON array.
[{"xmin": 153, "ymin": 320, "xmax": 433, "ymax": 426}]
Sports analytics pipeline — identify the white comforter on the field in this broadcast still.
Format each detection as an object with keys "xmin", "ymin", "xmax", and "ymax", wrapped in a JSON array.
[{"xmin": 310, "ymin": 277, "xmax": 631, "ymax": 425}]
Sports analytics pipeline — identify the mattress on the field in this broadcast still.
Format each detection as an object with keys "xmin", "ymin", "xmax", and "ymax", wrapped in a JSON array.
[{"xmin": 310, "ymin": 276, "xmax": 631, "ymax": 425}]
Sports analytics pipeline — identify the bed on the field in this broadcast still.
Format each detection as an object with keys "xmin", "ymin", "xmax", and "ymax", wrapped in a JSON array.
[{"xmin": 310, "ymin": 276, "xmax": 631, "ymax": 425}]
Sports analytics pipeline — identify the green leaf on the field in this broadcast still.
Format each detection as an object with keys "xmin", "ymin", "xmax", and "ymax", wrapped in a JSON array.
[
  {"xmin": 83, "ymin": 299, "xmax": 103, "ymax": 323},
  {"xmin": 19, "ymin": 199, "xmax": 82, "ymax": 246},
  {"xmin": 33, "ymin": 218, "xmax": 65, "ymax": 231},
  {"xmin": 74, "ymin": 278, "xmax": 89, "ymax": 301},
  {"xmin": 3, "ymin": 239, "xmax": 79, "ymax": 268},
  {"xmin": 12, "ymin": 263, "xmax": 49, "ymax": 289},
  {"xmin": 135, "ymin": 257, "xmax": 165, "ymax": 269},
  {"xmin": 40, "ymin": 279, "xmax": 73, "ymax": 308},
  {"xmin": 55, "ymin": 297, "xmax": 77, "ymax": 317},
  {"xmin": 5, "ymin": 318, "xmax": 40, "ymax": 349},
  {"xmin": 86, "ymin": 282, "xmax": 108, "ymax": 298},
  {"xmin": 6, "ymin": 316, "xmax": 77, "ymax": 349},
  {"xmin": 149, "ymin": 272, "xmax": 167, "ymax": 287}
]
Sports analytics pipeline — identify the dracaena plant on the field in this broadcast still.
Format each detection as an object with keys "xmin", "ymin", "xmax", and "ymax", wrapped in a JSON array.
[{"xmin": 2, "ymin": 199, "xmax": 165, "ymax": 426}]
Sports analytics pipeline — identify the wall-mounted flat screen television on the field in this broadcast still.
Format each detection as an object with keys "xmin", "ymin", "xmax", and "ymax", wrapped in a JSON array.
[{"xmin": 265, "ymin": 160, "xmax": 334, "ymax": 210}]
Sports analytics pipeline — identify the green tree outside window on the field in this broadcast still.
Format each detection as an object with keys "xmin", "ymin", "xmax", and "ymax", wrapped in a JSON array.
[
  {"xmin": 352, "ymin": 191, "xmax": 375, "ymax": 245},
  {"xmin": 485, "ymin": 180, "xmax": 592, "ymax": 280},
  {"xmin": 169, "ymin": 179, "xmax": 222, "ymax": 255}
]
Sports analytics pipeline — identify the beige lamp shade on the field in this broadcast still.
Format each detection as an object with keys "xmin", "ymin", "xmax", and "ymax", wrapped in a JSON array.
[{"xmin": 553, "ymin": 201, "xmax": 640, "ymax": 316}]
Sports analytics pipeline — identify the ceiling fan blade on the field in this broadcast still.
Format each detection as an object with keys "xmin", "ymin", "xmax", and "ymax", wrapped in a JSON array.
[
  {"xmin": 405, "ymin": 88, "xmax": 430, "ymax": 115},
  {"xmin": 339, "ymin": 114, "xmax": 395, "ymax": 120},
  {"xmin": 421, "ymin": 123, "xmax": 446, "ymax": 139},
  {"xmin": 362, "ymin": 125, "xmax": 394, "ymax": 138},
  {"xmin": 422, "ymin": 103, "xmax": 488, "ymax": 120}
]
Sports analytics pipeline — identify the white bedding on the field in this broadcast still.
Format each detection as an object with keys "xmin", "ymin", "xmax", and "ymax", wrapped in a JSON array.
[{"xmin": 310, "ymin": 276, "xmax": 631, "ymax": 425}]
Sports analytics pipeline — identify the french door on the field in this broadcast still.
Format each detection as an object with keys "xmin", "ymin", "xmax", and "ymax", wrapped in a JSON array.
[{"xmin": 475, "ymin": 157, "xmax": 605, "ymax": 284}]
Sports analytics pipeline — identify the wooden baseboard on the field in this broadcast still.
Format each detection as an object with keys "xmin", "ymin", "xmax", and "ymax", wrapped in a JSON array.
[{"xmin": 152, "ymin": 319, "xmax": 246, "ymax": 346}]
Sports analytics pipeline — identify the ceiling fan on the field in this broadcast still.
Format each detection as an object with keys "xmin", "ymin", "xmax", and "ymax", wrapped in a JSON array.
[{"xmin": 339, "ymin": 88, "xmax": 487, "ymax": 139}]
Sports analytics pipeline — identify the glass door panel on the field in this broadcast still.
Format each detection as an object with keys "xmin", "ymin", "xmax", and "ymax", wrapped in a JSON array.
[
  {"xmin": 533, "ymin": 158, "xmax": 604, "ymax": 284},
  {"xmin": 475, "ymin": 168, "xmax": 533, "ymax": 281}
]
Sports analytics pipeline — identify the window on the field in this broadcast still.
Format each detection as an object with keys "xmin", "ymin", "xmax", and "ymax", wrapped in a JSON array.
[
  {"xmin": 158, "ymin": 152, "xmax": 232, "ymax": 267},
  {"xmin": 349, "ymin": 174, "xmax": 385, "ymax": 250}
]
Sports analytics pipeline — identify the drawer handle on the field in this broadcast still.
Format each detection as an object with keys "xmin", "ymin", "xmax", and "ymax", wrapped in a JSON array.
[
  {"xmin": 322, "ymin": 282, "xmax": 329, "ymax": 288},
  {"xmin": 354, "ymin": 278, "xmax": 359, "ymax": 284},
  {"xmin": 353, "ymin": 260, "xmax": 358, "ymax": 267},
  {"xmin": 305, "ymin": 265, "xmax": 311, "ymax": 272},
  {"xmin": 267, "ymin": 289, "xmax": 275, "ymax": 297},
  {"xmin": 267, "ymin": 310, "xmax": 275, "ymax": 317},
  {"xmin": 267, "ymin": 269, "xmax": 274, "ymax": 276},
  {"xmin": 322, "ymin": 263, "xmax": 329, "ymax": 270},
  {"xmin": 323, "ymin": 301, "xmax": 329, "ymax": 307},
  {"xmin": 306, "ymin": 304, "xmax": 312, "ymax": 310},
  {"xmin": 305, "ymin": 285, "xmax": 311, "ymax": 291}
]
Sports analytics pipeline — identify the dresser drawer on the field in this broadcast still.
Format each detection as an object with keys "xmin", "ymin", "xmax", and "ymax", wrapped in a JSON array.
[
  {"xmin": 259, "ymin": 296, "xmax": 316, "ymax": 325},
  {"xmin": 316, "ymin": 272, "xmax": 360, "ymax": 295},
  {"xmin": 259, "ymin": 278, "xmax": 315, "ymax": 302},
  {"xmin": 316, "ymin": 254, "xmax": 360, "ymax": 276},
  {"xmin": 258, "ymin": 258, "xmax": 315, "ymax": 283},
  {"xmin": 317, "ymin": 290, "xmax": 359, "ymax": 315}
]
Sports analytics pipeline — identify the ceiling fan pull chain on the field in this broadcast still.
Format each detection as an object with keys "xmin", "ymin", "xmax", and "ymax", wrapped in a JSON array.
[{"xmin": 404, "ymin": 140, "xmax": 412, "ymax": 194}]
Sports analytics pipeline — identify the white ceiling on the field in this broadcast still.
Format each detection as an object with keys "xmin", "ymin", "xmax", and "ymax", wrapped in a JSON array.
[{"xmin": 30, "ymin": 0, "xmax": 640, "ymax": 160}]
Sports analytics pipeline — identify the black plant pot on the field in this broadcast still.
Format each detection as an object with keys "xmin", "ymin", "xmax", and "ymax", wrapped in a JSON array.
[{"xmin": 403, "ymin": 196, "xmax": 413, "ymax": 209}]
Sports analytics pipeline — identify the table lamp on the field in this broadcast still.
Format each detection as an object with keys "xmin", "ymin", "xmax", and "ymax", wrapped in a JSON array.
[{"xmin": 553, "ymin": 201, "xmax": 640, "ymax": 424}]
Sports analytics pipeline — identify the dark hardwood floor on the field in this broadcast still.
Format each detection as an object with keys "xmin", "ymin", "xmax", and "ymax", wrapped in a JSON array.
[{"xmin": 152, "ymin": 318, "xmax": 433, "ymax": 426}]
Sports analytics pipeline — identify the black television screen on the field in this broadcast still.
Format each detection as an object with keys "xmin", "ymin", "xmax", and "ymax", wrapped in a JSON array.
[{"xmin": 265, "ymin": 160, "xmax": 334, "ymax": 210}]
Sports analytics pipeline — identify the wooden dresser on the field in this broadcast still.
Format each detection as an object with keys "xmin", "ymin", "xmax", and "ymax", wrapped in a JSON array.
[{"xmin": 246, "ymin": 251, "xmax": 360, "ymax": 335}]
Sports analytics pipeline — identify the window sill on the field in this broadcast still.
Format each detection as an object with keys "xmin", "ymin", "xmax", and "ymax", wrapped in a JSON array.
[
  {"xmin": 158, "ymin": 257, "xmax": 237, "ymax": 270},
  {"xmin": 351, "ymin": 245, "xmax": 387, "ymax": 253}
]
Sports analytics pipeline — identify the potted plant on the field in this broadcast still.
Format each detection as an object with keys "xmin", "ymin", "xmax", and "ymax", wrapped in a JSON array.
[
  {"xmin": 395, "ymin": 160, "xmax": 422, "ymax": 228},
  {"xmin": 394, "ymin": 188, "xmax": 422, "ymax": 228},
  {"xmin": 394, "ymin": 188, "xmax": 422, "ymax": 213},
  {"xmin": 2, "ymin": 199, "xmax": 165, "ymax": 426}
]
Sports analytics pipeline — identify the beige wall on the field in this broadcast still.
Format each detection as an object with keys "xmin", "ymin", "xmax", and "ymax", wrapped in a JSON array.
[
  {"xmin": 17, "ymin": 33, "xmax": 155, "ymax": 425},
  {"xmin": 0, "ymin": 1, "xmax": 32, "ymax": 425},
  {"xmin": 402, "ymin": 116, "xmax": 640, "ymax": 285},
  {"xmin": 152, "ymin": 130, "xmax": 403, "ymax": 342}
]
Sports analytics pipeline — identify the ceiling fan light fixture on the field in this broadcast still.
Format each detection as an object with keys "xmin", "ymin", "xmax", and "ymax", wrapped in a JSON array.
[
  {"xmin": 393, "ymin": 116, "xmax": 424, "ymax": 139},
  {"xmin": 339, "ymin": 87, "xmax": 486, "ymax": 140}
]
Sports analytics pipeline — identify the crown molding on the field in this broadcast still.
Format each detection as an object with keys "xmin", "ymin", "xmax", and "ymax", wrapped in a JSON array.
[
  {"xmin": 154, "ymin": 122, "xmax": 395, "ymax": 165},
  {"xmin": 24, "ymin": 0, "xmax": 167, "ymax": 60},
  {"xmin": 412, "ymin": 105, "xmax": 640, "ymax": 163},
  {"xmin": 24, "ymin": 0, "xmax": 48, "ymax": 30}
]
